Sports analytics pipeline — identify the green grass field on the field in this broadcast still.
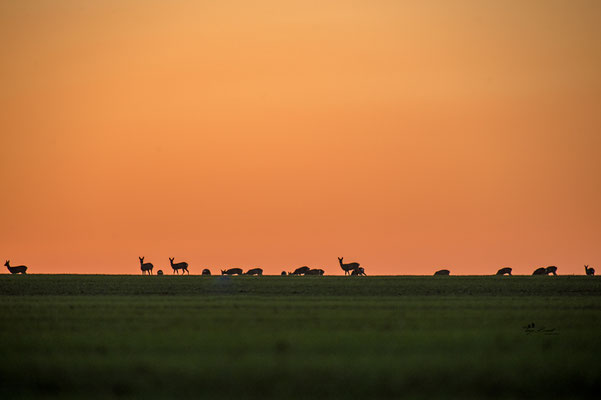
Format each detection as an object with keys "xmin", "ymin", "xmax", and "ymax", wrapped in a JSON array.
[{"xmin": 1, "ymin": 275, "xmax": 600, "ymax": 399}]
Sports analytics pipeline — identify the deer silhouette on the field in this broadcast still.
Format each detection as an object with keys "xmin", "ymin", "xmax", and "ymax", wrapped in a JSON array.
[
  {"xmin": 4, "ymin": 260, "xmax": 27, "ymax": 274},
  {"xmin": 139, "ymin": 257, "xmax": 153, "ymax": 275},
  {"xmin": 434, "ymin": 269, "xmax": 450, "ymax": 276},
  {"xmin": 338, "ymin": 257, "xmax": 360, "ymax": 275},
  {"xmin": 202, "ymin": 268, "xmax": 211, "ymax": 275},
  {"xmin": 532, "ymin": 267, "xmax": 547, "ymax": 275},
  {"xmin": 585, "ymin": 265, "xmax": 595, "ymax": 276},
  {"xmin": 281, "ymin": 271, "xmax": 287, "ymax": 275},
  {"xmin": 245, "ymin": 268, "xmax": 263, "ymax": 275},
  {"xmin": 221, "ymin": 268, "xmax": 243, "ymax": 275},
  {"xmin": 545, "ymin": 266, "xmax": 558, "ymax": 276},
  {"xmin": 289, "ymin": 266, "xmax": 310, "ymax": 275},
  {"xmin": 157, "ymin": 270, "xmax": 164, "ymax": 275},
  {"xmin": 305, "ymin": 268, "xmax": 324, "ymax": 275},
  {"xmin": 351, "ymin": 267, "xmax": 366, "ymax": 276},
  {"xmin": 169, "ymin": 258, "xmax": 189, "ymax": 274},
  {"xmin": 496, "ymin": 267, "xmax": 512, "ymax": 276}
]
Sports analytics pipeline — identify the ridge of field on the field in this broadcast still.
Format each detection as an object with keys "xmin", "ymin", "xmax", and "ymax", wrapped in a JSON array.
[
  {"xmin": 1, "ymin": 274, "xmax": 600, "ymax": 296},
  {"xmin": 1, "ymin": 276, "xmax": 600, "ymax": 399}
]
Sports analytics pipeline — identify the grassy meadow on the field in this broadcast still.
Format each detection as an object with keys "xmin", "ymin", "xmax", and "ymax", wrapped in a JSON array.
[{"xmin": 1, "ymin": 275, "xmax": 600, "ymax": 399}]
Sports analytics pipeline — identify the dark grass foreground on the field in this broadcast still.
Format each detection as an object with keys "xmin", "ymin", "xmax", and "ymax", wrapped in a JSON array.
[{"xmin": 1, "ymin": 275, "xmax": 600, "ymax": 399}]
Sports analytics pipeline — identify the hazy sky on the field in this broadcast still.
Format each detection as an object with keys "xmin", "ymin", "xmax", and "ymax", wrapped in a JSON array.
[{"xmin": 1, "ymin": 0, "xmax": 600, "ymax": 275}]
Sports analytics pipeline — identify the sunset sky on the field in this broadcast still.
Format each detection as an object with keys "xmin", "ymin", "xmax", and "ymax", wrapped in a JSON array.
[{"xmin": 1, "ymin": 0, "xmax": 600, "ymax": 275}]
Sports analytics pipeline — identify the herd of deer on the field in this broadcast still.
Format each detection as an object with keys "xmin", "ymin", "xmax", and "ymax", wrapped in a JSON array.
[
  {"xmin": 3, "ymin": 259, "xmax": 597, "ymax": 277},
  {"xmin": 435, "ymin": 265, "xmax": 597, "ymax": 276},
  {"xmin": 137, "ymin": 256, "xmax": 364, "ymax": 276}
]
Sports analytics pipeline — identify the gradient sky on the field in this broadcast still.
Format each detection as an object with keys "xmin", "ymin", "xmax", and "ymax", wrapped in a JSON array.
[{"xmin": 1, "ymin": 0, "xmax": 600, "ymax": 275}]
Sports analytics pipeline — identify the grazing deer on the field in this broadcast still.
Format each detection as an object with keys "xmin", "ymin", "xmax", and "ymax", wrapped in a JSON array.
[
  {"xmin": 4, "ymin": 260, "xmax": 27, "ymax": 274},
  {"xmin": 305, "ymin": 268, "xmax": 324, "ymax": 275},
  {"xmin": 585, "ymin": 265, "xmax": 595, "ymax": 276},
  {"xmin": 338, "ymin": 257, "xmax": 360, "ymax": 275},
  {"xmin": 139, "ymin": 257, "xmax": 154, "ymax": 275},
  {"xmin": 289, "ymin": 266, "xmax": 310, "ymax": 275},
  {"xmin": 245, "ymin": 268, "xmax": 263, "ymax": 276},
  {"xmin": 221, "ymin": 268, "xmax": 243, "ymax": 275},
  {"xmin": 169, "ymin": 257, "xmax": 189, "ymax": 274},
  {"xmin": 202, "ymin": 268, "xmax": 211, "ymax": 275},
  {"xmin": 532, "ymin": 267, "xmax": 547, "ymax": 275},
  {"xmin": 351, "ymin": 267, "xmax": 366, "ymax": 276},
  {"xmin": 496, "ymin": 267, "xmax": 512, "ymax": 276},
  {"xmin": 545, "ymin": 266, "xmax": 557, "ymax": 276},
  {"xmin": 434, "ymin": 269, "xmax": 450, "ymax": 276}
]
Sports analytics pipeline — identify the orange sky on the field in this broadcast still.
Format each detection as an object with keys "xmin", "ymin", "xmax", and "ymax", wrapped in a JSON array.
[{"xmin": 1, "ymin": 0, "xmax": 600, "ymax": 275}]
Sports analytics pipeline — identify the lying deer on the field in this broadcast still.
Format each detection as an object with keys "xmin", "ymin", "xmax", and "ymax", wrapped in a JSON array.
[
  {"xmin": 4, "ymin": 260, "xmax": 27, "ymax": 274},
  {"xmin": 289, "ymin": 266, "xmax": 310, "ymax": 275},
  {"xmin": 139, "ymin": 257, "xmax": 153, "ymax": 275},
  {"xmin": 169, "ymin": 257, "xmax": 189, "ymax": 274},
  {"xmin": 496, "ymin": 267, "xmax": 512, "ymax": 276},
  {"xmin": 221, "ymin": 268, "xmax": 243, "ymax": 275},
  {"xmin": 532, "ymin": 267, "xmax": 547, "ymax": 275},
  {"xmin": 434, "ymin": 269, "xmax": 450, "ymax": 276},
  {"xmin": 351, "ymin": 267, "xmax": 366, "ymax": 276},
  {"xmin": 338, "ymin": 257, "xmax": 360, "ymax": 275},
  {"xmin": 585, "ymin": 265, "xmax": 595, "ymax": 276},
  {"xmin": 245, "ymin": 268, "xmax": 263, "ymax": 276},
  {"xmin": 305, "ymin": 268, "xmax": 324, "ymax": 275},
  {"xmin": 202, "ymin": 269, "xmax": 211, "ymax": 275}
]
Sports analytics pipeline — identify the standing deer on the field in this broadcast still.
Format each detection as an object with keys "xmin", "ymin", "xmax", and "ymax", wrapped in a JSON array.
[
  {"xmin": 4, "ymin": 260, "xmax": 27, "ymax": 274},
  {"xmin": 221, "ymin": 268, "xmax": 243, "ymax": 275},
  {"xmin": 169, "ymin": 257, "xmax": 189, "ymax": 274},
  {"xmin": 434, "ymin": 269, "xmax": 450, "ymax": 276},
  {"xmin": 585, "ymin": 265, "xmax": 595, "ymax": 276},
  {"xmin": 245, "ymin": 268, "xmax": 263, "ymax": 275},
  {"xmin": 289, "ymin": 266, "xmax": 310, "ymax": 275},
  {"xmin": 338, "ymin": 257, "xmax": 360, "ymax": 275},
  {"xmin": 139, "ymin": 257, "xmax": 153, "ymax": 275},
  {"xmin": 496, "ymin": 267, "xmax": 512, "ymax": 276},
  {"xmin": 545, "ymin": 266, "xmax": 558, "ymax": 276},
  {"xmin": 532, "ymin": 267, "xmax": 547, "ymax": 275}
]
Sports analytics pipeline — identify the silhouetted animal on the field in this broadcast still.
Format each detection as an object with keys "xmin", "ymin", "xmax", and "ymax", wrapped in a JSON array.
[
  {"xmin": 4, "ymin": 260, "xmax": 27, "ymax": 274},
  {"xmin": 289, "ymin": 266, "xmax": 310, "ymax": 275},
  {"xmin": 585, "ymin": 265, "xmax": 595, "ymax": 276},
  {"xmin": 157, "ymin": 270, "xmax": 163, "ymax": 275},
  {"xmin": 434, "ymin": 269, "xmax": 450, "ymax": 276},
  {"xmin": 221, "ymin": 268, "xmax": 243, "ymax": 275},
  {"xmin": 305, "ymin": 268, "xmax": 324, "ymax": 275},
  {"xmin": 139, "ymin": 257, "xmax": 153, "ymax": 275},
  {"xmin": 281, "ymin": 271, "xmax": 287, "ymax": 275},
  {"xmin": 338, "ymin": 257, "xmax": 360, "ymax": 275},
  {"xmin": 496, "ymin": 267, "xmax": 512, "ymax": 276},
  {"xmin": 202, "ymin": 269, "xmax": 211, "ymax": 275},
  {"xmin": 245, "ymin": 268, "xmax": 263, "ymax": 275},
  {"xmin": 545, "ymin": 266, "xmax": 557, "ymax": 276},
  {"xmin": 169, "ymin": 257, "xmax": 189, "ymax": 274},
  {"xmin": 351, "ymin": 267, "xmax": 366, "ymax": 276},
  {"xmin": 532, "ymin": 267, "xmax": 547, "ymax": 275}
]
